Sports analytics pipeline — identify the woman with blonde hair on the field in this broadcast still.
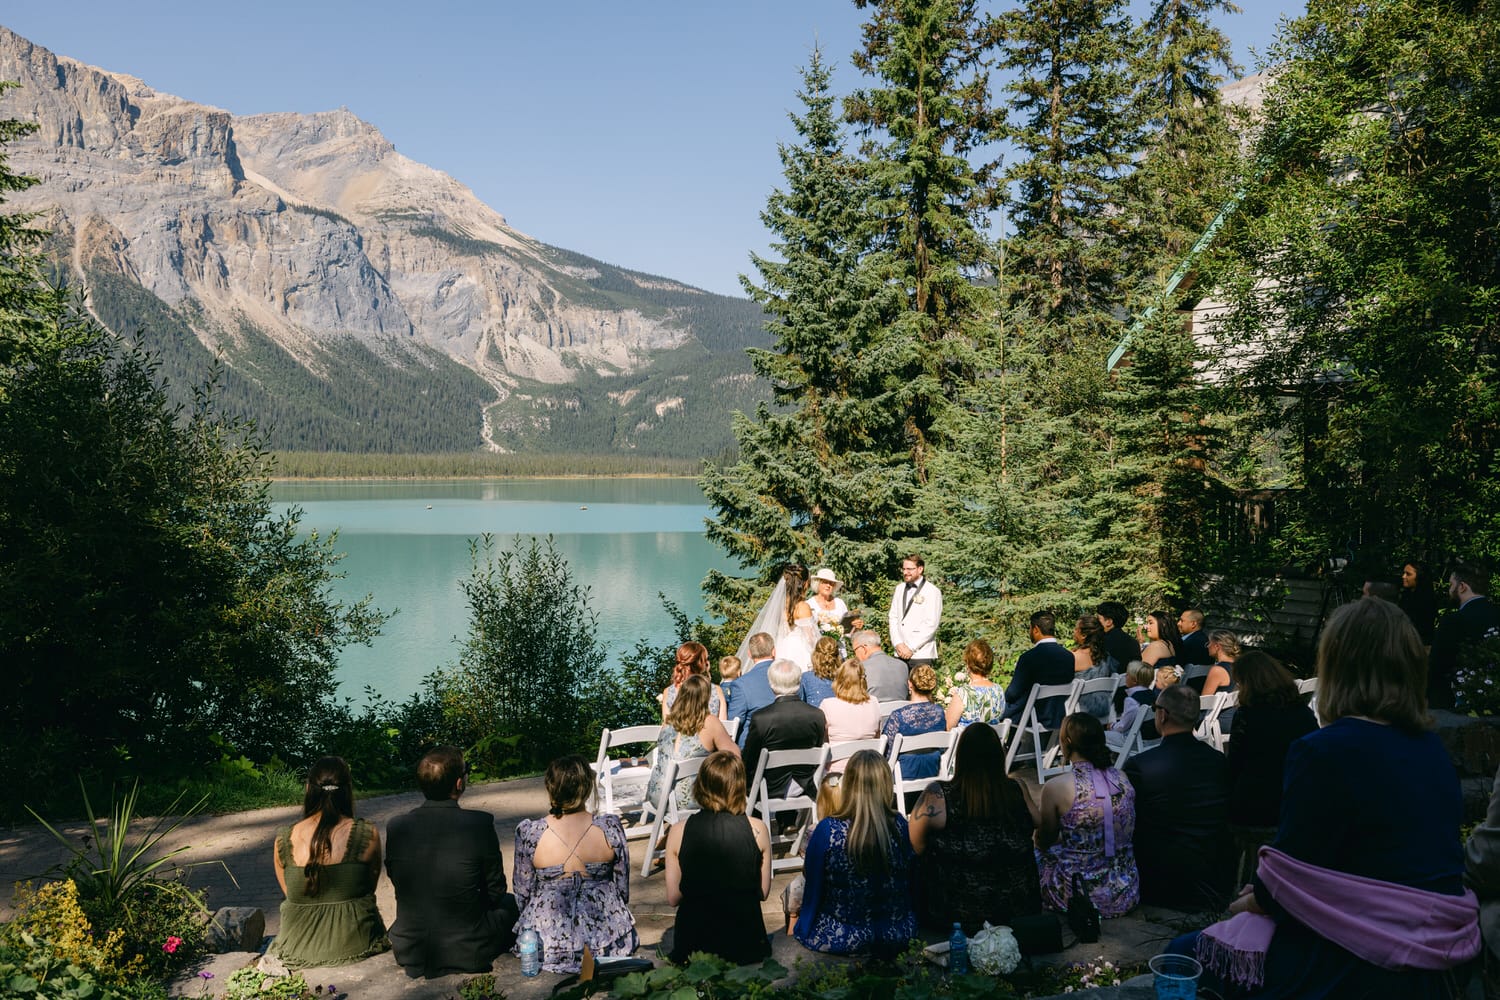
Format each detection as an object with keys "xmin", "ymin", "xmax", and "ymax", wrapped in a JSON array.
[
  {"xmin": 660, "ymin": 641, "xmax": 726, "ymax": 722},
  {"xmin": 1180, "ymin": 598, "xmax": 1479, "ymax": 997},
  {"xmin": 270, "ymin": 756, "xmax": 389, "ymax": 968},
  {"xmin": 646, "ymin": 675, "xmax": 739, "ymax": 811},
  {"xmin": 794, "ymin": 749, "xmax": 917, "ymax": 955},
  {"xmin": 945, "ymin": 639, "xmax": 1006, "ymax": 729},
  {"xmin": 798, "ymin": 635, "xmax": 841, "ymax": 708},
  {"xmin": 1195, "ymin": 630, "xmax": 1240, "ymax": 697},
  {"xmin": 820, "ymin": 657, "xmax": 881, "ymax": 774},
  {"xmin": 664, "ymin": 751, "xmax": 772, "ymax": 965}
]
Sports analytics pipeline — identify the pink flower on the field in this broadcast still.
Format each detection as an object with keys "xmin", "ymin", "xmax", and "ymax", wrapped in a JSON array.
[{"xmin": 163, "ymin": 935, "xmax": 183, "ymax": 954}]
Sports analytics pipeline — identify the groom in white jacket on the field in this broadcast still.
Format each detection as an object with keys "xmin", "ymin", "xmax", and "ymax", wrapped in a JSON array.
[{"xmin": 888, "ymin": 553, "xmax": 941, "ymax": 669}]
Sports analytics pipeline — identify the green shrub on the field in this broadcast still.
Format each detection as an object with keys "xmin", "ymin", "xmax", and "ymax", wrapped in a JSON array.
[
  {"xmin": 0, "ymin": 930, "xmax": 134, "ymax": 1000},
  {"xmin": 222, "ymin": 967, "xmax": 330, "ymax": 1000}
]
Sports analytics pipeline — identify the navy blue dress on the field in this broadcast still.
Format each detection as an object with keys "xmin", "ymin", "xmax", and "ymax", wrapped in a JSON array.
[
  {"xmin": 798, "ymin": 672, "xmax": 836, "ymax": 708},
  {"xmin": 882, "ymin": 702, "xmax": 947, "ymax": 779},
  {"xmin": 794, "ymin": 815, "xmax": 917, "ymax": 956},
  {"xmin": 1245, "ymin": 718, "xmax": 1466, "ymax": 997}
]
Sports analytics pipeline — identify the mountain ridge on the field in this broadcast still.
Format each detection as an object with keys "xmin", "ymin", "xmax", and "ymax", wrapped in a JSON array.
[{"xmin": 0, "ymin": 25, "xmax": 769, "ymax": 456}]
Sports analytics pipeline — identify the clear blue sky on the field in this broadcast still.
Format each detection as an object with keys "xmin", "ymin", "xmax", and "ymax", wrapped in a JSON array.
[{"xmin": 2, "ymin": 1, "xmax": 1296, "ymax": 298}]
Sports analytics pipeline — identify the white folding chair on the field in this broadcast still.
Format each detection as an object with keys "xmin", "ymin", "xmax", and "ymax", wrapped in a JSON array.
[
  {"xmin": 888, "ymin": 730, "xmax": 958, "ymax": 803},
  {"xmin": 1182, "ymin": 663, "xmax": 1213, "ymax": 691},
  {"xmin": 876, "ymin": 700, "xmax": 914, "ymax": 727},
  {"xmin": 826, "ymin": 735, "xmax": 888, "ymax": 770},
  {"xmin": 638, "ymin": 754, "xmax": 707, "ymax": 876},
  {"xmin": 591, "ymin": 724, "xmax": 661, "ymax": 837},
  {"xmin": 1072, "ymin": 673, "xmax": 1123, "ymax": 724},
  {"xmin": 1111, "ymin": 701, "xmax": 1161, "ymax": 769},
  {"xmin": 745, "ymin": 745, "xmax": 829, "ymax": 873},
  {"xmin": 724, "ymin": 717, "xmax": 740, "ymax": 742},
  {"xmin": 1296, "ymin": 676, "xmax": 1320, "ymax": 725},
  {"xmin": 1004, "ymin": 680, "xmax": 1079, "ymax": 784},
  {"xmin": 990, "ymin": 719, "xmax": 1013, "ymax": 749},
  {"xmin": 1194, "ymin": 692, "xmax": 1228, "ymax": 751}
]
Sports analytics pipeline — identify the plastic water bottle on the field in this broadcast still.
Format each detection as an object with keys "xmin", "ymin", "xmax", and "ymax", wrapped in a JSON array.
[
  {"xmin": 518, "ymin": 928, "xmax": 541, "ymax": 977},
  {"xmin": 948, "ymin": 922, "xmax": 969, "ymax": 976}
]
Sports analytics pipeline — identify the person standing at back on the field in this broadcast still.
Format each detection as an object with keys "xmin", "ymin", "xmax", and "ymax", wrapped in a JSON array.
[
  {"xmin": 1430, "ymin": 564, "xmax": 1500, "ymax": 710},
  {"xmin": 889, "ymin": 554, "xmax": 941, "ymax": 669},
  {"xmin": 385, "ymin": 746, "xmax": 518, "ymax": 978}
]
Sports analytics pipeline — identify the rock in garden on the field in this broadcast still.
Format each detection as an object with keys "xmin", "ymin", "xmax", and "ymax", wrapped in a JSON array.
[{"xmin": 206, "ymin": 907, "xmax": 265, "ymax": 953}]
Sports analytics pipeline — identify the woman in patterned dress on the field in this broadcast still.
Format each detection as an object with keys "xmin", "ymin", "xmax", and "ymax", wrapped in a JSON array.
[
  {"xmin": 512, "ymin": 755, "xmax": 638, "ymax": 973},
  {"xmin": 645, "ymin": 675, "xmax": 739, "ymax": 811},
  {"xmin": 659, "ymin": 641, "xmax": 727, "ymax": 722},
  {"xmin": 945, "ymin": 639, "xmax": 1006, "ymax": 729},
  {"xmin": 882, "ymin": 665, "xmax": 947, "ymax": 780},
  {"xmin": 1035, "ymin": 713, "xmax": 1140, "ymax": 917},
  {"xmin": 794, "ymin": 749, "xmax": 917, "ymax": 956},
  {"xmin": 908, "ymin": 723, "xmax": 1043, "ymax": 931}
]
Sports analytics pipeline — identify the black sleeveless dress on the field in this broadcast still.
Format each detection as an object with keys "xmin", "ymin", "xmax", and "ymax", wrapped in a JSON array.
[{"xmin": 669, "ymin": 809, "xmax": 770, "ymax": 965}]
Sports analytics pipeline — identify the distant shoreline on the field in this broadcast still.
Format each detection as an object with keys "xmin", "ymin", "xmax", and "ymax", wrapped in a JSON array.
[{"xmin": 269, "ymin": 451, "xmax": 713, "ymax": 481}]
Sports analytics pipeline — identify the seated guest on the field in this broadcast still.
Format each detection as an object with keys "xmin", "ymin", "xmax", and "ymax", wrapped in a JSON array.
[
  {"xmin": 727, "ymin": 632, "xmax": 777, "ymax": 747},
  {"xmin": 794, "ymin": 749, "xmax": 918, "ymax": 956},
  {"xmin": 386, "ymin": 746, "xmax": 518, "ymax": 978},
  {"xmin": 909, "ymin": 724, "xmax": 1042, "ymax": 932},
  {"xmin": 1465, "ymin": 759, "xmax": 1500, "ymax": 994},
  {"xmin": 1178, "ymin": 609, "xmax": 1210, "ymax": 665},
  {"xmin": 718, "ymin": 654, "xmax": 741, "ymax": 683},
  {"xmin": 1002, "ymin": 612, "xmax": 1075, "ymax": 727},
  {"xmin": 821, "ymin": 657, "xmax": 881, "ymax": 774},
  {"xmin": 1124, "ymin": 684, "xmax": 1232, "ymax": 911},
  {"xmin": 665, "ymin": 751, "xmax": 773, "ymax": 965},
  {"xmin": 660, "ymin": 641, "xmax": 727, "ymax": 722},
  {"xmin": 1176, "ymin": 598, "xmax": 1480, "ymax": 997},
  {"xmin": 512, "ymin": 756, "xmax": 637, "ymax": 973},
  {"xmin": 798, "ymin": 636, "xmax": 840, "ymax": 708},
  {"xmin": 1106, "ymin": 660, "xmax": 1158, "ymax": 752},
  {"xmin": 851, "ymin": 629, "xmax": 910, "ymax": 703},
  {"xmin": 1071, "ymin": 614, "xmax": 1116, "ymax": 719},
  {"xmin": 1225, "ymin": 651, "xmax": 1317, "ymax": 875},
  {"xmin": 1138, "ymin": 610, "xmax": 1185, "ymax": 669},
  {"xmin": 743, "ymin": 659, "xmax": 828, "ymax": 800},
  {"xmin": 1190, "ymin": 630, "xmax": 1239, "ymax": 697},
  {"xmin": 1035, "ymin": 713, "xmax": 1139, "ymax": 917},
  {"xmin": 646, "ymin": 675, "xmax": 739, "ymax": 812},
  {"xmin": 1096, "ymin": 601, "xmax": 1140, "ymax": 675},
  {"xmin": 883, "ymin": 665, "xmax": 947, "ymax": 781},
  {"xmin": 269, "ymin": 756, "xmax": 388, "ymax": 969},
  {"xmin": 946, "ymin": 639, "xmax": 1006, "ymax": 729}
]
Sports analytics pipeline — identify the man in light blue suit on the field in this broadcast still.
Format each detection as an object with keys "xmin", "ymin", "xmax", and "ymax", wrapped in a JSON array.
[{"xmin": 725, "ymin": 631, "xmax": 776, "ymax": 747}]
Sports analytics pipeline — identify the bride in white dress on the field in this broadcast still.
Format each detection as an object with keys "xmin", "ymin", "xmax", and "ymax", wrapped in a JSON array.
[{"xmin": 735, "ymin": 564, "xmax": 817, "ymax": 670}]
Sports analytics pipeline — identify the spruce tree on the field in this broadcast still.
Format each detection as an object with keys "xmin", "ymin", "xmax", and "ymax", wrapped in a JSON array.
[{"xmin": 701, "ymin": 50, "xmax": 913, "ymax": 606}]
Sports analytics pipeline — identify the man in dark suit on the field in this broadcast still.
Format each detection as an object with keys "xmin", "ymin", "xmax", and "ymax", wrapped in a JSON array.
[
  {"xmin": 726, "ymin": 632, "xmax": 777, "ymax": 747},
  {"xmin": 851, "ymin": 629, "xmax": 910, "ymax": 702},
  {"xmin": 1003, "ymin": 610, "xmax": 1076, "ymax": 728},
  {"xmin": 386, "ymin": 746, "xmax": 519, "ymax": 978},
  {"xmin": 1430, "ymin": 564, "xmax": 1500, "ymax": 710},
  {"xmin": 1096, "ymin": 601, "xmax": 1141, "ymax": 674},
  {"xmin": 1178, "ymin": 609, "xmax": 1211, "ymax": 665},
  {"xmin": 1124, "ymin": 684, "xmax": 1233, "ymax": 911},
  {"xmin": 742, "ymin": 659, "xmax": 828, "ymax": 799}
]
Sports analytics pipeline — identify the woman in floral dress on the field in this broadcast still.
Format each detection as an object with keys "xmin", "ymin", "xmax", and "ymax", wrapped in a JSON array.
[
  {"xmin": 512, "ymin": 755, "xmax": 638, "ymax": 973},
  {"xmin": 646, "ymin": 675, "xmax": 739, "ymax": 811},
  {"xmin": 945, "ymin": 639, "xmax": 1006, "ymax": 729},
  {"xmin": 1034, "ymin": 713, "xmax": 1140, "ymax": 917}
]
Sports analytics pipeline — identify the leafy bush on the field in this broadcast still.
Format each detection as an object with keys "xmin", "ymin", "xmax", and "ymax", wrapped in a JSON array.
[
  {"xmin": 0, "ymin": 930, "xmax": 137, "ymax": 1000},
  {"xmin": 5, "ymin": 880, "xmax": 137, "ymax": 983}
]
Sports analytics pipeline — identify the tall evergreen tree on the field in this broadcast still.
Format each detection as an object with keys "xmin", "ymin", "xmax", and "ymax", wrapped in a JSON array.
[
  {"xmin": 844, "ymin": 0, "xmax": 1003, "ymax": 484},
  {"xmin": 998, "ymin": 0, "xmax": 1142, "ymax": 334},
  {"xmin": 701, "ymin": 50, "xmax": 911, "ymax": 603}
]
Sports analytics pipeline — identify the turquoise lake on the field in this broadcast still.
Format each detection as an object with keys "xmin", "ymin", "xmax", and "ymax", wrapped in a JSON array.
[{"xmin": 270, "ymin": 478, "xmax": 735, "ymax": 703}]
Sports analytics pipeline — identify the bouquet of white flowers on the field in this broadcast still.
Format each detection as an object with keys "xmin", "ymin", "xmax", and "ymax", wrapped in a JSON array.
[{"xmin": 968, "ymin": 922, "xmax": 1022, "ymax": 975}]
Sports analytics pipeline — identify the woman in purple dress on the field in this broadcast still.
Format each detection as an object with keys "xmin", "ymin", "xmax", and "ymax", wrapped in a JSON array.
[
  {"xmin": 1035, "ymin": 713, "xmax": 1140, "ymax": 917},
  {"xmin": 512, "ymin": 755, "xmax": 638, "ymax": 973}
]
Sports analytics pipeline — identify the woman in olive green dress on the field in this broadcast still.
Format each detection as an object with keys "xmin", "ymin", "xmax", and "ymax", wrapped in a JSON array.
[{"xmin": 269, "ymin": 756, "xmax": 389, "ymax": 968}]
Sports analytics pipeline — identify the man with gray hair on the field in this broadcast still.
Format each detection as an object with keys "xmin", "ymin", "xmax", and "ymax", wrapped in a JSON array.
[
  {"xmin": 852, "ymin": 630, "xmax": 910, "ymax": 702},
  {"xmin": 742, "ymin": 659, "xmax": 828, "ymax": 799},
  {"xmin": 1123, "ymin": 683, "xmax": 1232, "ymax": 911},
  {"xmin": 727, "ymin": 631, "xmax": 778, "ymax": 747}
]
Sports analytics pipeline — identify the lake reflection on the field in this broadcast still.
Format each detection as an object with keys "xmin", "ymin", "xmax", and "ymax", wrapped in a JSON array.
[{"xmin": 271, "ymin": 479, "xmax": 733, "ymax": 703}]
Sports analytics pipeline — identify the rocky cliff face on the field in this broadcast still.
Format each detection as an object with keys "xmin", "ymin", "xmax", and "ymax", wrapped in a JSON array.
[{"xmin": 0, "ymin": 26, "xmax": 765, "ymax": 453}]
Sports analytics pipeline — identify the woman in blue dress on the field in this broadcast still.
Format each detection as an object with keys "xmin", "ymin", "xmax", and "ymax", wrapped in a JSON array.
[
  {"xmin": 794, "ymin": 749, "xmax": 917, "ymax": 956},
  {"xmin": 882, "ymin": 665, "xmax": 947, "ymax": 780}
]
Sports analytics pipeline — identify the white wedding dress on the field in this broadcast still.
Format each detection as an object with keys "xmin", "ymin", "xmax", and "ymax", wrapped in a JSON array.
[{"xmin": 737, "ymin": 578, "xmax": 817, "ymax": 671}]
